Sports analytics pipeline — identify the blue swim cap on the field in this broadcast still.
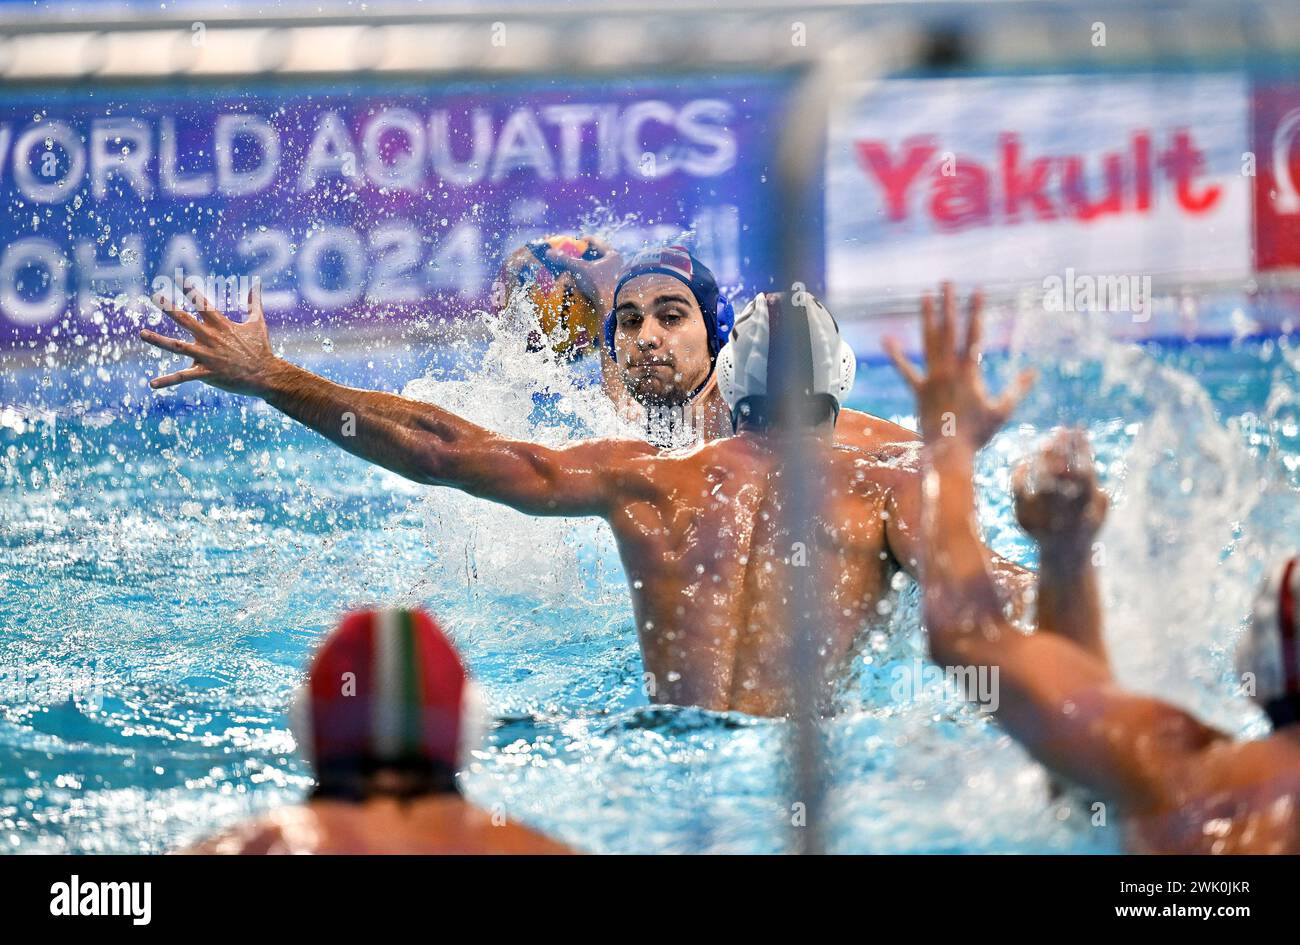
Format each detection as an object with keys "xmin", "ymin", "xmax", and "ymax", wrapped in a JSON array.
[{"xmin": 603, "ymin": 246, "xmax": 734, "ymax": 367}]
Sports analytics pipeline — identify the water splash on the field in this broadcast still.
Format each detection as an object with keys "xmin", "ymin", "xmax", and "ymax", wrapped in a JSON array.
[
  {"xmin": 1000, "ymin": 302, "xmax": 1281, "ymax": 736},
  {"xmin": 1, "ymin": 283, "xmax": 1295, "ymax": 853}
]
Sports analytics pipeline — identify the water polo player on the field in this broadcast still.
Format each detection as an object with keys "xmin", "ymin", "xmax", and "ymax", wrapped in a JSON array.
[{"xmin": 140, "ymin": 280, "xmax": 1028, "ymax": 716}]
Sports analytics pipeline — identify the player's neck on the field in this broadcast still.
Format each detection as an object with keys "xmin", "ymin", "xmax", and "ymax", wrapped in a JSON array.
[{"xmin": 696, "ymin": 387, "xmax": 733, "ymax": 441}]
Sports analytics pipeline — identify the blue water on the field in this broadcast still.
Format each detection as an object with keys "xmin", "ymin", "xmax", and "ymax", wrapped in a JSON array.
[{"xmin": 3, "ymin": 317, "xmax": 1299, "ymax": 854}]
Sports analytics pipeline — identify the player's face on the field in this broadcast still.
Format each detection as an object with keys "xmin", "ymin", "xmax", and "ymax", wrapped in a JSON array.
[{"xmin": 612, "ymin": 274, "xmax": 711, "ymax": 407}]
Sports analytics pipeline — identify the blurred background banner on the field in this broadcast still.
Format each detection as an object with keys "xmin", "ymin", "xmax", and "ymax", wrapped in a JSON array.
[
  {"xmin": 0, "ymin": 74, "xmax": 789, "ymax": 340},
  {"xmin": 825, "ymin": 72, "xmax": 1253, "ymax": 304},
  {"xmin": 1, "ymin": 3, "xmax": 1299, "ymax": 351},
  {"xmin": 1255, "ymin": 77, "xmax": 1300, "ymax": 272}
]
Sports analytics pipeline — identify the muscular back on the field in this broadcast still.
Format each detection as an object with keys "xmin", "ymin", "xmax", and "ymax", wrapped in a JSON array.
[{"xmin": 605, "ymin": 432, "xmax": 915, "ymax": 716}]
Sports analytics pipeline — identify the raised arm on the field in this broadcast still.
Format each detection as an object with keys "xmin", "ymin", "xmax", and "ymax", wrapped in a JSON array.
[
  {"xmin": 885, "ymin": 284, "xmax": 1224, "ymax": 812},
  {"xmin": 140, "ymin": 281, "xmax": 647, "ymax": 517},
  {"xmin": 1012, "ymin": 428, "xmax": 1109, "ymax": 662},
  {"xmin": 867, "ymin": 349, "xmax": 1033, "ymax": 622}
]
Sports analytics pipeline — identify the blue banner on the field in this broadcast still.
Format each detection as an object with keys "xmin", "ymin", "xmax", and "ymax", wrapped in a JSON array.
[{"xmin": 0, "ymin": 74, "xmax": 792, "ymax": 342}]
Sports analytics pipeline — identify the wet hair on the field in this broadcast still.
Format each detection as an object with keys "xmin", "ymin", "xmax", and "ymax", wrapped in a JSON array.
[{"xmin": 311, "ymin": 756, "xmax": 459, "ymax": 803}]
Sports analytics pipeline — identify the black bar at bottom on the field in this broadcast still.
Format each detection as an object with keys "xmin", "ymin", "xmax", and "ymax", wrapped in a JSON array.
[{"xmin": 0, "ymin": 853, "xmax": 1288, "ymax": 931}]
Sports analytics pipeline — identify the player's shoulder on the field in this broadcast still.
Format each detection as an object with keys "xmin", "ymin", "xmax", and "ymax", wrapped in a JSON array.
[
  {"xmin": 572, "ymin": 436, "xmax": 659, "ymax": 464},
  {"xmin": 837, "ymin": 407, "xmax": 920, "ymax": 449},
  {"xmin": 831, "ymin": 410, "xmax": 920, "ymax": 476}
]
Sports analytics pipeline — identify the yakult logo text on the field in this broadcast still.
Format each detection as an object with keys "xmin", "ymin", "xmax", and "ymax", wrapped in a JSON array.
[{"xmin": 855, "ymin": 130, "xmax": 1221, "ymax": 230}]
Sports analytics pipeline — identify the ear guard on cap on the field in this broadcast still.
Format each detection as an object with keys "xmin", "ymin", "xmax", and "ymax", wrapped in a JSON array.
[
  {"xmin": 837, "ymin": 337, "xmax": 857, "ymax": 403},
  {"xmin": 715, "ymin": 329, "xmax": 740, "ymax": 410},
  {"xmin": 713, "ymin": 295, "xmax": 735, "ymax": 354},
  {"xmin": 717, "ymin": 292, "xmax": 856, "ymax": 419}
]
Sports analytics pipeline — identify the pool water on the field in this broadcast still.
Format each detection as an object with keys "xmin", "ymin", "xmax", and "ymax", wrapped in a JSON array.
[{"xmin": 2, "ymin": 305, "xmax": 1299, "ymax": 854}]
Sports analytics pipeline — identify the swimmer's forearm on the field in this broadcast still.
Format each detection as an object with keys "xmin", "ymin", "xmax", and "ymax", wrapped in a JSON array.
[
  {"xmin": 256, "ymin": 359, "xmax": 472, "ymax": 484},
  {"xmin": 921, "ymin": 445, "xmax": 1034, "ymax": 627},
  {"xmin": 989, "ymin": 557, "xmax": 1034, "ymax": 625},
  {"xmin": 1035, "ymin": 543, "xmax": 1107, "ymax": 663},
  {"xmin": 923, "ymin": 443, "xmax": 985, "ymax": 575},
  {"xmin": 920, "ymin": 442, "xmax": 1005, "ymax": 642}
]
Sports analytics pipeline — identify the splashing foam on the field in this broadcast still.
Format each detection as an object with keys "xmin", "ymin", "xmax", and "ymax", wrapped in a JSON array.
[
  {"xmin": 1004, "ymin": 302, "xmax": 1275, "ymax": 736},
  {"xmin": 399, "ymin": 293, "xmax": 636, "ymax": 651}
]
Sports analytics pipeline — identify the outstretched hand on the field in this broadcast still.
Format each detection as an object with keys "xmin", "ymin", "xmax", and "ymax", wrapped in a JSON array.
[
  {"xmin": 884, "ymin": 283, "xmax": 1034, "ymax": 450},
  {"xmin": 140, "ymin": 279, "xmax": 282, "ymax": 397},
  {"xmin": 1013, "ymin": 428, "xmax": 1109, "ymax": 545}
]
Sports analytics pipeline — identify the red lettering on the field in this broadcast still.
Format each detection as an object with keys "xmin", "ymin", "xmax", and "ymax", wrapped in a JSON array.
[
  {"xmin": 1061, "ymin": 153, "xmax": 1125, "ymax": 221},
  {"xmin": 1159, "ymin": 129, "xmax": 1220, "ymax": 213},
  {"xmin": 1133, "ymin": 132, "xmax": 1152, "ymax": 211},
  {"xmin": 1000, "ymin": 134, "xmax": 1056, "ymax": 222},
  {"xmin": 854, "ymin": 138, "xmax": 938, "ymax": 220},
  {"xmin": 856, "ymin": 127, "xmax": 1221, "ymax": 228},
  {"xmin": 930, "ymin": 161, "xmax": 991, "ymax": 231}
]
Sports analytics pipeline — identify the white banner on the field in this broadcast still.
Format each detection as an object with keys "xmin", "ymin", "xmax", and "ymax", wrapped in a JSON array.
[{"xmin": 826, "ymin": 73, "xmax": 1252, "ymax": 304}]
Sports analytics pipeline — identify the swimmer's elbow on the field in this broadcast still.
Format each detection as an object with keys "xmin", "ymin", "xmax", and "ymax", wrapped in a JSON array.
[
  {"xmin": 924, "ymin": 618, "xmax": 970, "ymax": 667},
  {"xmin": 922, "ymin": 589, "xmax": 1008, "ymax": 667},
  {"xmin": 409, "ymin": 435, "xmax": 459, "ymax": 486}
]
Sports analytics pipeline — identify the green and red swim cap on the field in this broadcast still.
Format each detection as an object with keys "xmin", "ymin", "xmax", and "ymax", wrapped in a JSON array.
[{"xmin": 293, "ymin": 608, "xmax": 486, "ymax": 786}]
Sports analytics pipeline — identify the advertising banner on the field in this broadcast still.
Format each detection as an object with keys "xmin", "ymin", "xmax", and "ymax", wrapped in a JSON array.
[
  {"xmin": 826, "ymin": 73, "xmax": 1253, "ymax": 305},
  {"xmin": 0, "ymin": 75, "xmax": 790, "ymax": 342}
]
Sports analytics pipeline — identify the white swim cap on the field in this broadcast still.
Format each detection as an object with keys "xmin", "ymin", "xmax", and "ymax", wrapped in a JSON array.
[
  {"xmin": 716, "ymin": 291, "xmax": 856, "ymax": 428},
  {"xmin": 1237, "ymin": 555, "xmax": 1300, "ymax": 726}
]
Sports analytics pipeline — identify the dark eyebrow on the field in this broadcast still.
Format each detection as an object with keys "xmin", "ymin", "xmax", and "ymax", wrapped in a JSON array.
[{"xmin": 616, "ymin": 291, "xmax": 691, "ymax": 315}]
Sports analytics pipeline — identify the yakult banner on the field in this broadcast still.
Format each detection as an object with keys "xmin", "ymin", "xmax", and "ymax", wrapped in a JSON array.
[
  {"xmin": 826, "ymin": 73, "xmax": 1253, "ymax": 302},
  {"xmin": 0, "ymin": 76, "xmax": 789, "ymax": 342}
]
